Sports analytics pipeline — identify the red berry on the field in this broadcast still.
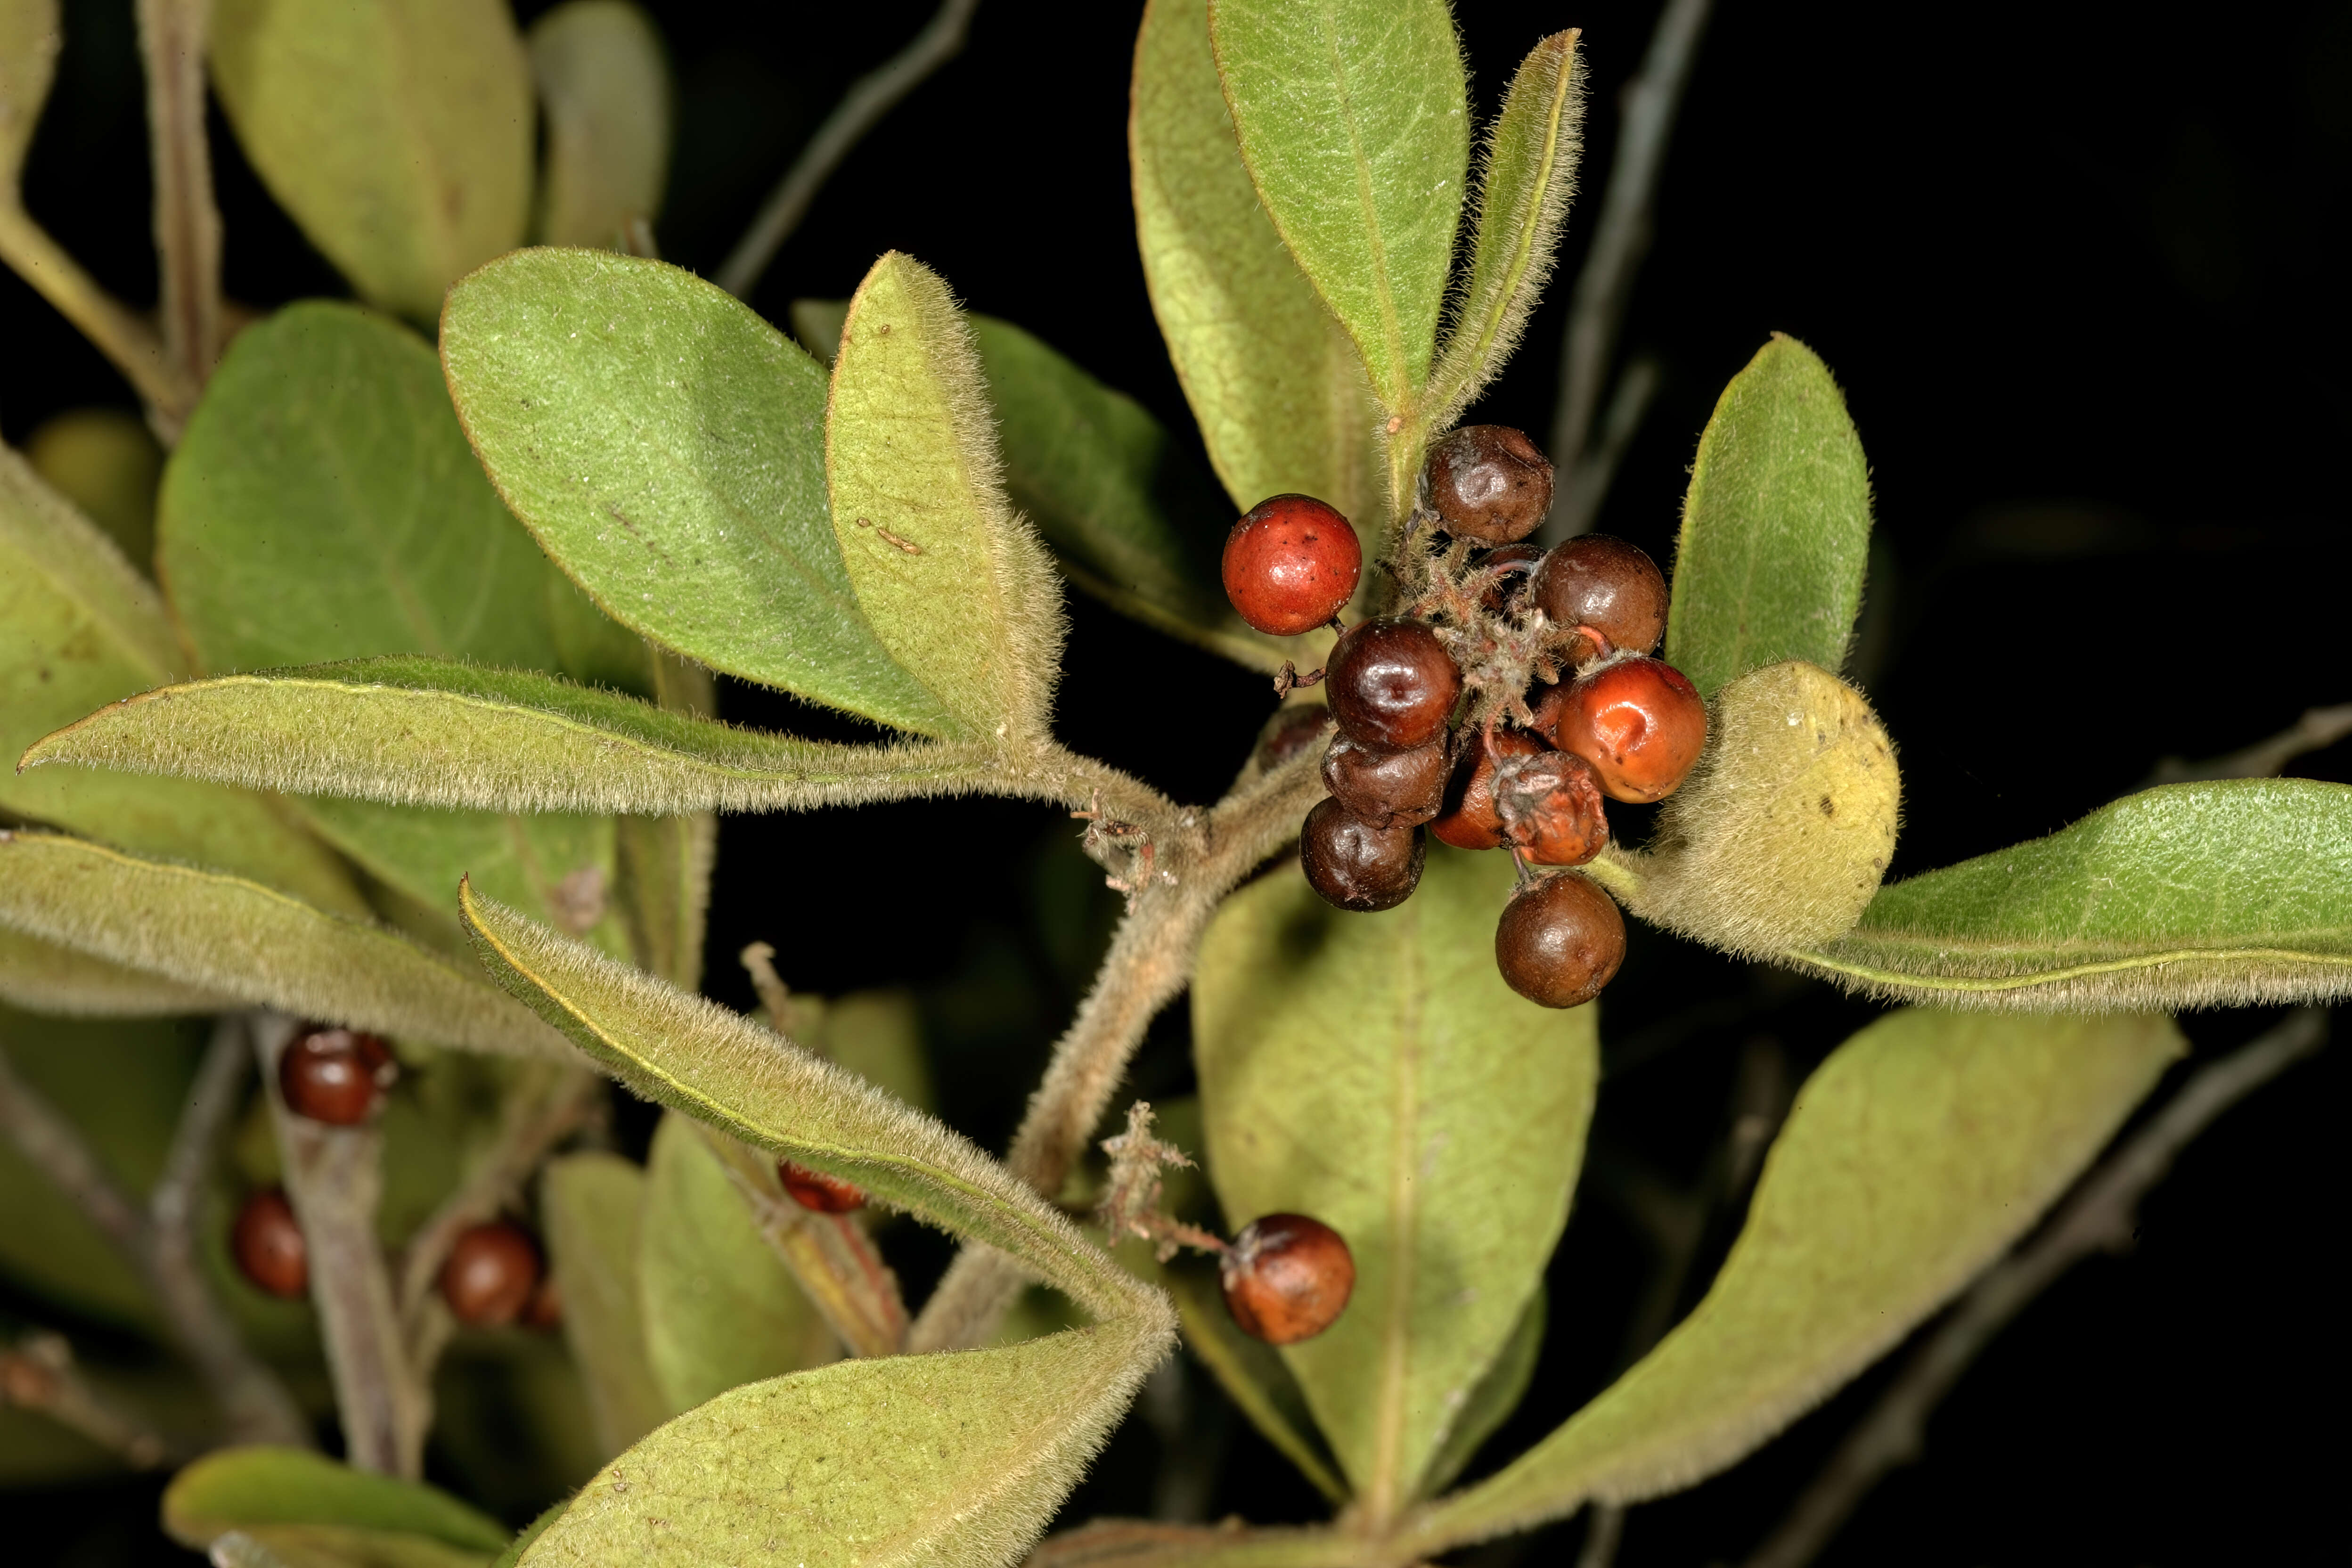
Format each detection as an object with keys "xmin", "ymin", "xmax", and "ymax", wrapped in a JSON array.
[
  {"xmin": 779, "ymin": 1159, "xmax": 866, "ymax": 1214},
  {"xmin": 1222, "ymin": 495, "xmax": 1362, "ymax": 636},
  {"xmin": 1300, "ymin": 797, "xmax": 1423, "ymax": 912},
  {"xmin": 1537, "ymin": 657, "xmax": 1707, "ymax": 803},
  {"xmin": 1495, "ymin": 873, "xmax": 1626, "ymax": 1008},
  {"xmin": 1531, "ymin": 535, "xmax": 1667, "ymax": 662},
  {"xmin": 231, "ymin": 1188, "xmax": 308, "ymax": 1299},
  {"xmin": 1494, "ymin": 749, "xmax": 1611, "ymax": 866},
  {"xmin": 1326, "ymin": 618, "xmax": 1461, "ymax": 751},
  {"xmin": 1476, "ymin": 542, "xmax": 1547, "ymax": 613},
  {"xmin": 1431, "ymin": 726, "xmax": 1547, "ymax": 850},
  {"xmin": 1321, "ymin": 734, "xmax": 1447, "ymax": 829},
  {"xmin": 277, "ymin": 1024, "xmax": 397, "ymax": 1125},
  {"xmin": 1220, "ymin": 1213, "xmax": 1355, "ymax": 1345},
  {"xmin": 1425, "ymin": 425, "xmax": 1554, "ymax": 545},
  {"xmin": 522, "ymin": 1276, "xmax": 563, "ymax": 1330},
  {"xmin": 440, "ymin": 1221, "xmax": 543, "ymax": 1326}
]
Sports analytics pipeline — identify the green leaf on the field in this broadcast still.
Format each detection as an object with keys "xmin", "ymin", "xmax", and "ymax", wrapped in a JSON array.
[
  {"xmin": 639, "ymin": 1111, "xmax": 833, "ymax": 1413},
  {"xmin": 1207, "ymin": 0, "xmax": 1469, "ymax": 416},
  {"xmin": 215, "ymin": 1524, "xmax": 496, "ymax": 1568},
  {"xmin": 1795, "ymin": 778, "xmax": 2352, "ymax": 1009},
  {"xmin": 528, "ymin": 1, "xmax": 671, "ymax": 250},
  {"xmin": 540, "ymin": 1151, "xmax": 670, "ymax": 1458},
  {"xmin": 1409, "ymin": 1009, "xmax": 2181, "ymax": 1553},
  {"xmin": 1160, "ymin": 1252, "xmax": 1348, "ymax": 1504},
  {"xmin": 1131, "ymin": 0, "xmax": 1387, "ymax": 525},
  {"xmin": 1426, "ymin": 31, "xmax": 1585, "ymax": 428},
  {"xmin": 0, "ymin": 830, "xmax": 567, "ymax": 1056},
  {"xmin": 613, "ymin": 812, "xmax": 712, "ymax": 991},
  {"xmin": 440, "ymin": 248, "xmax": 953, "ymax": 735},
  {"xmin": 0, "ymin": 924, "xmax": 231, "ymax": 1017},
  {"xmin": 0, "ymin": 0, "xmax": 59, "ymax": 191},
  {"xmin": 809, "ymin": 989, "xmax": 934, "ymax": 1115},
  {"xmin": 826, "ymin": 252, "xmax": 1067, "ymax": 743},
  {"xmin": 163, "ymin": 1446, "xmax": 508, "ymax": 1552},
  {"xmin": 1420, "ymin": 1282, "xmax": 1545, "ymax": 1499},
  {"xmin": 1194, "ymin": 845, "xmax": 1598, "ymax": 1516},
  {"xmin": 208, "ymin": 0, "xmax": 531, "ymax": 319},
  {"xmin": 1664, "ymin": 335, "xmax": 1873, "ymax": 700},
  {"xmin": 24, "ymin": 407, "xmax": 163, "ymax": 565}
]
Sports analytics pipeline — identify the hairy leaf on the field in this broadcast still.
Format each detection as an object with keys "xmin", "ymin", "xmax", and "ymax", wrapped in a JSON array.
[
  {"xmin": 810, "ymin": 989, "xmax": 935, "ymax": 1115},
  {"xmin": 1131, "ymin": 0, "xmax": 1386, "ymax": 526},
  {"xmin": 163, "ymin": 1446, "xmax": 508, "ymax": 1552},
  {"xmin": 1160, "ymin": 1252, "xmax": 1347, "ymax": 1504},
  {"xmin": 0, "ymin": 831, "xmax": 566, "ymax": 1057},
  {"xmin": 441, "ymin": 249, "xmax": 952, "ymax": 734},
  {"xmin": 541, "ymin": 1152, "xmax": 669, "ymax": 1458},
  {"xmin": 0, "ymin": 0, "xmax": 58, "ymax": 193},
  {"xmin": 1194, "ymin": 846, "xmax": 1597, "ymax": 1514},
  {"xmin": 528, "ymin": 1, "xmax": 671, "ymax": 250},
  {"xmin": 827, "ymin": 252, "xmax": 1067, "ymax": 743},
  {"xmin": 1207, "ymin": 0, "xmax": 1469, "ymax": 413},
  {"xmin": 1795, "ymin": 778, "xmax": 2352, "ymax": 1009},
  {"xmin": 1411, "ymin": 1009, "xmax": 2181, "ymax": 1552},
  {"xmin": 0, "ymin": 925, "xmax": 231, "ymax": 1017},
  {"xmin": 1421, "ymin": 1282, "xmax": 1545, "ymax": 1499},
  {"xmin": 208, "ymin": 0, "xmax": 531, "ymax": 319},
  {"xmin": 1665, "ymin": 336, "xmax": 1872, "ymax": 699}
]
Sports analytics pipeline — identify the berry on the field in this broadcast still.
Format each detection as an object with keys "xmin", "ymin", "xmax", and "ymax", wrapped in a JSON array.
[
  {"xmin": 1495, "ymin": 873, "xmax": 1626, "ymax": 1008},
  {"xmin": 440, "ymin": 1221, "xmax": 543, "ymax": 1326},
  {"xmin": 522, "ymin": 1277, "xmax": 563, "ymax": 1330},
  {"xmin": 1431, "ymin": 726, "xmax": 1546, "ymax": 850},
  {"xmin": 1476, "ymin": 542, "xmax": 1547, "ymax": 613},
  {"xmin": 1326, "ymin": 617, "xmax": 1461, "ymax": 751},
  {"xmin": 1220, "ymin": 1213, "xmax": 1355, "ymax": 1345},
  {"xmin": 1494, "ymin": 749, "xmax": 1611, "ymax": 866},
  {"xmin": 1222, "ymin": 495, "xmax": 1362, "ymax": 636},
  {"xmin": 779, "ymin": 1159, "xmax": 866, "ymax": 1214},
  {"xmin": 1425, "ymin": 425, "xmax": 1554, "ymax": 544},
  {"xmin": 1321, "ymin": 734, "xmax": 1446, "ymax": 829},
  {"xmin": 231, "ymin": 1188, "xmax": 307, "ymax": 1299},
  {"xmin": 277, "ymin": 1024, "xmax": 397, "ymax": 1126},
  {"xmin": 1252, "ymin": 704, "xmax": 1333, "ymax": 771},
  {"xmin": 1531, "ymin": 535, "xmax": 1668, "ymax": 662},
  {"xmin": 1300, "ymin": 797, "xmax": 1424, "ymax": 912},
  {"xmin": 1537, "ymin": 657, "xmax": 1708, "ymax": 803}
]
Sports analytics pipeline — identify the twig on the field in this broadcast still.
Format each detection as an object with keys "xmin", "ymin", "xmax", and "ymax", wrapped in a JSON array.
[
  {"xmin": 713, "ymin": 0, "xmax": 981, "ymax": 298},
  {"xmin": 135, "ymin": 0, "xmax": 222, "ymax": 422},
  {"xmin": 1572, "ymin": 1503, "xmax": 1625, "ymax": 1568},
  {"xmin": 0, "ymin": 1331, "xmax": 176, "ymax": 1468},
  {"xmin": 0, "ymin": 206, "xmax": 191, "ymax": 417},
  {"xmin": 1541, "ymin": 0, "xmax": 1714, "ymax": 543},
  {"xmin": 1741, "ymin": 1008, "xmax": 2330, "ymax": 1568},
  {"xmin": 2148, "ymin": 703, "xmax": 2352, "ymax": 786},
  {"xmin": 0, "ymin": 1037, "xmax": 152, "ymax": 1258}
]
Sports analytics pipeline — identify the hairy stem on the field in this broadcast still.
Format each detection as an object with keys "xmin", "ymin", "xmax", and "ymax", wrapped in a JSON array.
[
  {"xmin": 135, "ymin": 0, "xmax": 221, "ymax": 425},
  {"xmin": 0, "ymin": 204, "xmax": 190, "ymax": 418}
]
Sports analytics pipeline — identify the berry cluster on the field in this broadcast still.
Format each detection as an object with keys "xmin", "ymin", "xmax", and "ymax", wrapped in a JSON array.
[{"xmin": 1222, "ymin": 426, "xmax": 1710, "ymax": 1009}]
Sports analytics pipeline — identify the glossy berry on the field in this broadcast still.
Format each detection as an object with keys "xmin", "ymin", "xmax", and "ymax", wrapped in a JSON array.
[
  {"xmin": 1326, "ymin": 617, "xmax": 1461, "ymax": 751},
  {"xmin": 1425, "ymin": 425, "xmax": 1554, "ymax": 545},
  {"xmin": 1495, "ymin": 872, "xmax": 1626, "ymax": 1008},
  {"xmin": 1476, "ymin": 542, "xmax": 1547, "ymax": 613},
  {"xmin": 277, "ymin": 1024, "xmax": 397, "ymax": 1126},
  {"xmin": 1221, "ymin": 1213, "xmax": 1355, "ymax": 1345},
  {"xmin": 1494, "ymin": 750, "xmax": 1611, "ymax": 866},
  {"xmin": 440, "ymin": 1221, "xmax": 543, "ymax": 1326},
  {"xmin": 1300, "ymin": 797, "xmax": 1423, "ymax": 912},
  {"xmin": 1222, "ymin": 495, "xmax": 1362, "ymax": 636},
  {"xmin": 1431, "ymin": 726, "xmax": 1546, "ymax": 850},
  {"xmin": 1531, "ymin": 535, "xmax": 1668, "ymax": 662},
  {"xmin": 231, "ymin": 1188, "xmax": 307, "ymax": 1299},
  {"xmin": 1322, "ymin": 734, "xmax": 1447, "ymax": 829},
  {"xmin": 1538, "ymin": 657, "xmax": 1707, "ymax": 803},
  {"xmin": 780, "ymin": 1159, "xmax": 866, "ymax": 1214}
]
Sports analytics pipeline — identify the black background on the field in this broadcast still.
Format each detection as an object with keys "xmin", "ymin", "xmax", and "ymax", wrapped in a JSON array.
[{"xmin": 4, "ymin": 0, "xmax": 2345, "ymax": 1562}]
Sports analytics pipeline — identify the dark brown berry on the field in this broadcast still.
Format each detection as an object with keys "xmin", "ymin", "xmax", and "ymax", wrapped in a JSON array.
[
  {"xmin": 1495, "ymin": 873, "xmax": 1626, "ymax": 1008},
  {"xmin": 1220, "ymin": 1213, "xmax": 1355, "ymax": 1345},
  {"xmin": 277, "ymin": 1024, "xmax": 397, "ymax": 1126},
  {"xmin": 440, "ymin": 1221, "xmax": 543, "ymax": 1326},
  {"xmin": 1251, "ymin": 703, "xmax": 1333, "ymax": 771},
  {"xmin": 231, "ymin": 1188, "xmax": 307, "ymax": 1299},
  {"xmin": 779, "ymin": 1159, "xmax": 866, "ymax": 1214},
  {"xmin": 1494, "ymin": 749, "xmax": 1611, "ymax": 866},
  {"xmin": 1326, "ymin": 617, "xmax": 1461, "ymax": 751},
  {"xmin": 1321, "ymin": 734, "xmax": 1446, "ymax": 829},
  {"xmin": 1531, "ymin": 535, "xmax": 1668, "ymax": 662},
  {"xmin": 1538, "ymin": 657, "xmax": 1707, "ymax": 803},
  {"xmin": 1425, "ymin": 425, "xmax": 1554, "ymax": 545},
  {"xmin": 1222, "ymin": 495, "xmax": 1362, "ymax": 637},
  {"xmin": 1431, "ymin": 726, "xmax": 1546, "ymax": 850},
  {"xmin": 1300, "ymin": 797, "xmax": 1423, "ymax": 912},
  {"xmin": 1476, "ymin": 542, "xmax": 1547, "ymax": 613}
]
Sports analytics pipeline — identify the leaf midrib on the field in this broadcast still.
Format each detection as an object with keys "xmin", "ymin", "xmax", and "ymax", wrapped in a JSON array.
[{"xmin": 1313, "ymin": 0, "xmax": 1409, "ymax": 402}]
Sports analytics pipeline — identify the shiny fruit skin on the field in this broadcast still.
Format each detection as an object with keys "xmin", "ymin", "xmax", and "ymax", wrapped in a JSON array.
[
  {"xmin": 1431, "ymin": 726, "xmax": 1547, "ymax": 850},
  {"xmin": 1221, "ymin": 1213, "xmax": 1356, "ymax": 1345},
  {"xmin": 1531, "ymin": 534, "xmax": 1668, "ymax": 660},
  {"xmin": 1300, "ymin": 797, "xmax": 1424, "ymax": 912},
  {"xmin": 1425, "ymin": 425, "xmax": 1555, "ymax": 544},
  {"xmin": 1326, "ymin": 618, "xmax": 1461, "ymax": 751},
  {"xmin": 1222, "ymin": 495, "xmax": 1362, "ymax": 636},
  {"xmin": 1321, "ymin": 735, "xmax": 1447, "ymax": 829},
  {"xmin": 1541, "ymin": 657, "xmax": 1707, "ymax": 803},
  {"xmin": 232, "ymin": 1188, "xmax": 308, "ymax": 1298},
  {"xmin": 1495, "ymin": 749, "xmax": 1611, "ymax": 866},
  {"xmin": 780, "ymin": 1159, "xmax": 866, "ymax": 1214},
  {"xmin": 1495, "ymin": 873, "xmax": 1626, "ymax": 1008},
  {"xmin": 277, "ymin": 1024, "xmax": 397, "ymax": 1125},
  {"xmin": 440, "ymin": 1221, "xmax": 543, "ymax": 1326}
]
